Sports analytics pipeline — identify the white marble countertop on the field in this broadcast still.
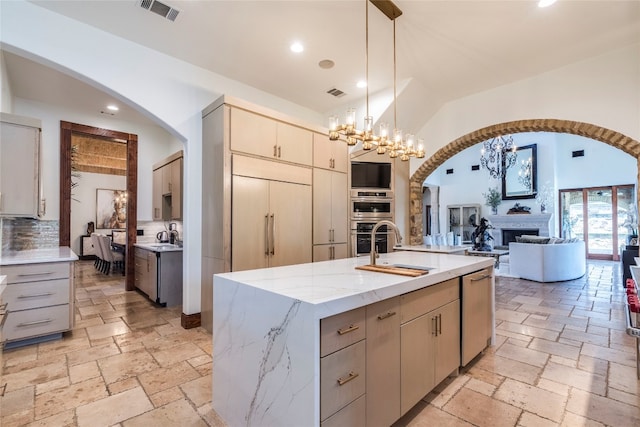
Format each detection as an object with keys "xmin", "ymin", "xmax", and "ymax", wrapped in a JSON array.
[
  {"xmin": 0, "ymin": 247, "xmax": 78, "ymax": 266},
  {"xmin": 215, "ymin": 251, "xmax": 493, "ymax": 318},
  {"xmin": 395, "ymin": 244, "xmax": 472, "ymax": 254},
  {"xmin": 134, "ymin": 243, "xmax": 183, "ymax": 253}
]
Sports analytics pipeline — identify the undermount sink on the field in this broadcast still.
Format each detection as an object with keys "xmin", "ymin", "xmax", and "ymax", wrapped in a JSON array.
[{"xmin": 144, "ymin": 243, "xmax": 182, "ymax": 250}]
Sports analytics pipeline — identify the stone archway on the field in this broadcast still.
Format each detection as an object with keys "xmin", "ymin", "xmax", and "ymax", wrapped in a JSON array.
[{"xmin": 408, "ymin": 119, "xmax": 640, "ymax": 245}]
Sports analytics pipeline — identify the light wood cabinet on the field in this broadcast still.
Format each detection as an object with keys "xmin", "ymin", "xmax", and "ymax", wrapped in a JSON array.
[
  {"xmin": 231, "ymin": 174, "xmax": 312, "ymax": 271},
  {"xmin": 152, "ymin": 152, "xmax": 183, "ymax": 221},
  {"xmin": 0, "ymin": 113, "xmax": 43, "ymax": 218},
  {"xmin": 313, "ymin": 168, "xmax": 348, "ymax": 261},
  {"xmin": 2, "ymin": 261, "xmax": 75, "ymax": 345},
  {"xmin": 400, "ymin": 278, "xmax": 460, "ymax": 414},
  {"xmin": 134, "ymin": 247, "xmax": 157, "ymax": 301},
  {"xmin": 313, "ymin": 132, "xmax": 348, "ymax": 173},
  {"xmin": 366, "ymin": 297, "xmax": 401, "ymax": 427},
  {"xmin": 461, "ymin": 267, "xmax": 493, "ymax": 366},
  {"xmin": 313, "ymin": 243, "xmax": 348, "ymax": 262},
  {"xmin": 230, "ymin": 107, "xmax": 312, "ymax": 166}
]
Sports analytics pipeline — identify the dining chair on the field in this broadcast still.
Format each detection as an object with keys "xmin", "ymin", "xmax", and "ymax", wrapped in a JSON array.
[
  {"xmin": 91, "ymin": 233, "xmax": 105, "ymax": 272},
  {"xmin": 98, "ymin": 234, "xmax": 125, "ymax": 275}
]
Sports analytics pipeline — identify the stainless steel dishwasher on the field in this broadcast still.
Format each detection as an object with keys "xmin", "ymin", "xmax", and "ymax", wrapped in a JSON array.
[{"xmin": 134, "ymin": 246, "xmax": 183, "ymax": 307}]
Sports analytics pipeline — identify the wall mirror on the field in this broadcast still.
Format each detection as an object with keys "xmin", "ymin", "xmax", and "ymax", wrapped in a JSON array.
[{"xmin": 502, "ymin": 144, "xmax": 537, "ymax": 200}]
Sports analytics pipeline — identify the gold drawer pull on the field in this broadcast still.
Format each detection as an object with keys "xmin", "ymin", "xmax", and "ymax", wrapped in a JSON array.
[
  {"xmin": 377, "ymin": 311, "xmax": 397, "ymax": 320},
  {"xmin": 337, "ymin": 324, "xmax": 359, "ymax": 335},
  {"xmin": 470, "ymin": 274, "xmax": 492, "ymax": 282},
  {"xmin": 18, "ymin": 292, "xmax": 54, "ymax": 299},
  {"xmin": 0, "ymin": 382, "xmax": 6, "ymax": 397},
  {"xmin": 17, "ymin": 318, "xmax": 53, "ymax": 327},
  {"xmin": 337, "ymin": 371, "xmax": 359, "ymax": 386}
]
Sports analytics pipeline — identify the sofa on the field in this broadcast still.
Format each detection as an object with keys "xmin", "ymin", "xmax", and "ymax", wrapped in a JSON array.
[{"xmin": 508, "ymin": 237, "xmax": 586, "ymax": 282}]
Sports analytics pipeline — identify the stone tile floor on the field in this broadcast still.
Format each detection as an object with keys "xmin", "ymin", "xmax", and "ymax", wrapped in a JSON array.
[{"xmin": 1, "ymin": 259, "xmax": 639, "ymax": 426}]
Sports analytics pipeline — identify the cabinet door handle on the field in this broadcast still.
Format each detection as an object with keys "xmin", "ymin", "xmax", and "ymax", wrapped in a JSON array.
[
  {"xmin": 438, "ymin": 313, "xmax": 442, "ymax": 335},
  {"xmin": 270, "ymin": 214, "xmax": 276, "ymax": 255},
  {"xmin": 265, "ymin": 214, "xmax": 270, "ymax": 256},
  {"xmin": 377, "ymin": 311, "xmax": 397, "ymax": 320},
  {"xmin": 277, "ymin": 146, "xmax": 282, "ymax": 158},
  {"xmin": 470, "ymin": 274, "xmax": 492, "ymax": 282},
  {"xmin": 432, "ymin": 317, "xmax": 437, "ymax": 336},
  {"xmin": 18, "ymin": 318, "xmax": 53, "ymax": 327},
  {"xmin": 17, "ymin": 272, "xmax": 54, "ymax": 277},
  {"xmin": 273, "ymin": 145, "xmax": 278, "ymax": 157},
  {"xmin": 328, "ymin": 229, "xmax": 332, "ymax": 242},
  {"xmin": 18, "ymin": 293, "xmax": 54, "ymax": 299},
  {"xmin": 0, "ymin": 383, "xmax": 6, "ymax": 397},
  {"xmin": 337, "ymin": 371, "xmax": 359, "ymax": 386},
  {"xmin": 337, "ymin": 324, "xmax": 359, "ymax": 335},
  {"xmin": 0, "ymin": 309, "xmax": 9, "ymax": 329}
]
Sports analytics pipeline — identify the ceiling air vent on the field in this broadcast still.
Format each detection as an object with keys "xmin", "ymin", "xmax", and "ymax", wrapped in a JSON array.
[
  {"xmin": 137, "ymin": 0, "xmax": 180, "ymax": 22},
  {"xmin": 327, "ymin": 88, "xmax": 346, "ymax": 98}
]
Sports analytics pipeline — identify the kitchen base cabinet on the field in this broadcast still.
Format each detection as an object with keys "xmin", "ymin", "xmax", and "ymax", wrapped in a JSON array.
[
  {"xmin": 313, "ymin": 243, "xmax": 347, "ymax": 262},
  {"xmin": 1, "ymin": 253, "xmax": 76, "ymax": 348},
  {"xmin": 461, "ymin": 267, "xmax": 493, "ymax": 366}
]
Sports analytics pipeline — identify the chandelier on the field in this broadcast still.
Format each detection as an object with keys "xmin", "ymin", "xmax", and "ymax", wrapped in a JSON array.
[
  {"xmin": 479, "ymin": 135, "xmax": 517, "ymax": 179},
  {"xmin": 518, "ymin": 155, "xmax": 533, "ymax": 190},
  {"xmin": 328, "ymin": 0, "xmax": 424, "ymax": 161}
]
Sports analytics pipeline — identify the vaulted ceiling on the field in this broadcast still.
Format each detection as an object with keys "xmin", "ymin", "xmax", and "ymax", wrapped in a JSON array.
[{"xmin": 4, "ymin": 1, "xmax": 640, "ymax": 131}]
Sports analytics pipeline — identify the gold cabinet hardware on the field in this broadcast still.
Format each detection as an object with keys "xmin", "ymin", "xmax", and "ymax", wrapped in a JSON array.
[
  {"xmin": 337, "ymin": 324, "xmax": 359, "ymax": 335},
  {"xmin": 337, "ymin": 371, "xmax": 359, "ymax": 386},
  {"xmin": 377, "ymin": 311, "xmax": 397, "ymax": 320},
  {"xmin": 470, "ymin": 274, "xmax": 492, "ymax": 282}
]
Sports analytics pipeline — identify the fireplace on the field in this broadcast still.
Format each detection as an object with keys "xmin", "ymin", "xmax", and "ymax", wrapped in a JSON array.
[
  {"xmin": 502, "ymin": 228, "xmax": 539, "ymax": 245},
  {"xmin": 488, "ymin": 213, "xmax": 552, "ymax": 247}
]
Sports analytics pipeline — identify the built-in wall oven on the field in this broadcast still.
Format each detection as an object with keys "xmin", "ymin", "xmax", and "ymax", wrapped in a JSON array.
[{"xmin": 350, "ymin": 190, "xmax": 395, "ymax": 257}]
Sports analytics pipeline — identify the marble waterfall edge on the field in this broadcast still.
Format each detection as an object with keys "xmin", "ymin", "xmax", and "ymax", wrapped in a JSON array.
[{"xmin": 213, "ymin": 276, "xmax": 317, "ymax": 427}]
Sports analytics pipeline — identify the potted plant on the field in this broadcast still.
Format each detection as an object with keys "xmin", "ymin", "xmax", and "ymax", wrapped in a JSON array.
[{"xmin": 483, "ymin": 187, "xmax": 502, "ymax": 215}]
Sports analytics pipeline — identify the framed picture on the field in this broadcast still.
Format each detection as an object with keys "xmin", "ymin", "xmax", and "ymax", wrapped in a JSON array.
[
  {"xmin": 96, "ymin": 189, "xmax": 127, "ymax": 229},
  {"xmin": 502, "ymin": 144, "xmax": 537, "ymax": 200}
]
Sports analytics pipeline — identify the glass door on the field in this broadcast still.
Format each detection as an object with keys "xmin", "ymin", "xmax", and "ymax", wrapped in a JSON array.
[{"xmin": 560, "ymin": 184, "xmax": 635, "ymax": 261}]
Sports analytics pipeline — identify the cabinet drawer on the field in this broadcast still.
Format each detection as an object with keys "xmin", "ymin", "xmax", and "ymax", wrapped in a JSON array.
[
  {"xmin": 4, "ymin": 279, "xmax": 70, "ymax": 311},
  {"xmin": 400, "ymin": 278, "xmax": 459, "ymax": 324},
  {"xmin": 321, "ymin": 394, "xmax": 365, "ymax": 427},
  {"xmin": 320, "ymin": 340, "xmax": 366, "ymax": 421},
  {"xmin": 321, "ymin": 306, "xmax": 366, "ymax": 357},
  {"xmin": 2, "ymin": 262, "xmax": 70, "ymax": 284},
  {"xmin": 4, "ymin": 304, "xmax": 70, "ymax": 342}
]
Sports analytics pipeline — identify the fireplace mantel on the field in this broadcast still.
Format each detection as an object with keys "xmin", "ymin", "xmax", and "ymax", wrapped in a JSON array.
[{"xmin": 487, "ymin": 213, "xmax": 552, "ymax": 246}]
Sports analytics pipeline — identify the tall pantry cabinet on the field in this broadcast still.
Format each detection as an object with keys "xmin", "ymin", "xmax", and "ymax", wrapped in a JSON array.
[{"xmin": 202, "ymin": 96, "xmax": 347, "ymax": 332}]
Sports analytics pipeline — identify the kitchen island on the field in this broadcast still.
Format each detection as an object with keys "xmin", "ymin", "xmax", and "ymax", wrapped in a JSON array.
[{"xmin": 213, "ymin": 251, "xmax": 494, "ymax": 427}]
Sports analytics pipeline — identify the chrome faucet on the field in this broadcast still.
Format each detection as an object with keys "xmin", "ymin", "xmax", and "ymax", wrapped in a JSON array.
[{"xmin": 370, "ymin": 220, "xmax": 403, "ymax": 265}]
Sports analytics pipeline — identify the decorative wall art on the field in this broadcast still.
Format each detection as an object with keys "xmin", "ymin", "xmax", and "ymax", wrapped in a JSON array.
[{"xmin": 96, "ymin": 189, "xmax": 127, "ymax": 229}]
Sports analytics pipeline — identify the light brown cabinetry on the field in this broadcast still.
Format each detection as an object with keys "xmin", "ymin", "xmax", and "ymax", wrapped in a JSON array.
[
  {"xmin": 230, "ymin": 108, "xmax": 312, "ymax": 166},
  {"xmin": 134, "ymin": 247, "xmax": 157, "ymax": 301},
  {"xmin": 399, "ymin": 278, "xmax": 460, "ymax": 415},
  {"xmin": 0, "ymin": 112, "xmax": 44, "ymax": 218},
  {"xmin": 313, "ymin": 168, "xmax": 348, "ymax": 261},
  {"xmin": 2, "ymin": 261, "xmax": 75, "ymax": 345},
  {"xmin": 320, "ymin": 306, "xmax": 366, "ymax": 424},
  {"xmin": 366, "ymin": 297, "xmax": 401, "ymax": 427},
  {"xmin": 461, "ymin": 267, "xmax": 493, "ymax": 366},
  {"xmin": 152, "ymin": 152, "xmax": 183, "ymax": 221},
  {"xmin": 231, "ymin": 157, "xmax": 312, "ymax": 271},
  {"xmin": 313, "ymin": 132, "xmax": 348, "ymax": 173}
]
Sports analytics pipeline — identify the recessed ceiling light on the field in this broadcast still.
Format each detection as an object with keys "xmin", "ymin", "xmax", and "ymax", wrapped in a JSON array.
[
  {"xmin": 107, "ymin": 105, "xmax": 119, "ymax": 111},
  {"xmin": 357, "ymin": 80, "xmax": 367, "ymax": 88},
  {"xmin": 290, "ymin": 42, "xmax": 304, "ymax": 53},
  {"xmin": 538, "ymin": 0, "xmax": 557, "ymax": 7}
]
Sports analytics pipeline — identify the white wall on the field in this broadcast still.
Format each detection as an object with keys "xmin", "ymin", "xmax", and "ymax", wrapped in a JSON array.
[
  {"xmin": 410, "ymin": 44, "xmax": 640, "ymax": 176},
  {"xmin": 426, "ymin": 132, "xmax": 637, "ymax": 238}
]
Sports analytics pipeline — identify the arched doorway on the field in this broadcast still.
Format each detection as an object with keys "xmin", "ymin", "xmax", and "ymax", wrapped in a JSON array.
[{"xmin": 408, "ymin": 119, "xmax": 640, "ymax": 245}]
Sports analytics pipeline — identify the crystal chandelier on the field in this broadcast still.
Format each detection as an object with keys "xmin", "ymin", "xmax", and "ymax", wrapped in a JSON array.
[
  {"xmin": 518, "ymin": 155, "xmax": 533, "ymax": 190},
  {"xmin": 479, "ymin": 135, "xmax": 517, "ymax": 179},
  {"xmin": 328, "ymin": 0, "xmax": 424, "ymax": 161}
]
